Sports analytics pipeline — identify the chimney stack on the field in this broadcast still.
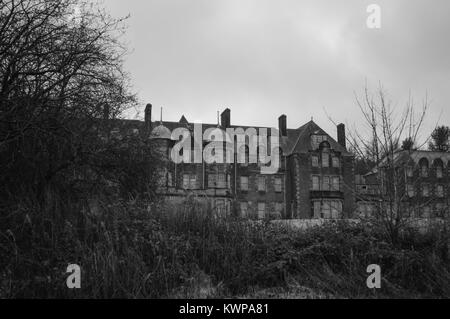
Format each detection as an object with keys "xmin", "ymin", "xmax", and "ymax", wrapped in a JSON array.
[
  {"xmin": 221, "ymin": 108, "xmax": 231, "ymax": 128},
  {"xmin": 337, "ymin": 123, "xmax": 346, "ymax": 149},
  {"xmin": 145, "ymin": 104, "xmax": 152, "ymax": 130},
  {"xmin": 279, "ymin": 115, "xmax": 287, "ymax": 137}
]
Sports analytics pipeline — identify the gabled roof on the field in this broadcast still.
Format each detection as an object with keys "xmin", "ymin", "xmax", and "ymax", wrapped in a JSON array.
[
  {"xmin": 290, "ymin": 121, "xmax": 351, "ymax": 156},
  {"xmin": 179, "ymin": 115, "xmax": 189, "ymax": 125}
]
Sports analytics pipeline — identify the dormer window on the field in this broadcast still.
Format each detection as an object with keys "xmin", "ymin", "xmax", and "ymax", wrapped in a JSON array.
[{"xmin": 311, "ymin": 135, "xmax": 327, "ymax": 150}]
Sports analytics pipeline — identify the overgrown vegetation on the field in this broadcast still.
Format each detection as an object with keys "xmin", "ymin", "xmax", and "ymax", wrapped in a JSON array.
[
  {"xmin": 1, "ymin": 0, "xmax": 449, "ymax": 299},
  {"xmin": 2, "ymin": 197, "xmax": 449, "ymax": 298}
]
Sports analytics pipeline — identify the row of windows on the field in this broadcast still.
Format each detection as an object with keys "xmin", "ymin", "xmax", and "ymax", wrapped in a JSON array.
[
  {"xmin": 240, "ymin": 176, "xmax": 283, "ymax": 192},
  {"xmin": 406, "ymin": 166, "xmax": 447, "ymax": 178},
  {"xmin": 182, "ymin": 173, "xmax": 230, "ymax": 190},
  {"xmin": 406, "ymin": 184, "xmax": 446, "ymax": 198},
  {"xmin": 312, "ymin": 200, "xmax": 343, "ymax": 219},
  {"xmin": 180, "ymin": 174, "xmax": 283, "ymax": 192},
  {"xmin": 240, "ymin": 202, "xmax": 284, "ymax": 219},
  {"xmin": 357, "ymin": 202, "xmax": 448, "ymax": 219},
  {"xmin": 311, "ymin": 154, "xmax": 340, "ymax": 168},
  {"xmin": 311, "ymin": 175, "xmax": 341, "ymax": 191}
]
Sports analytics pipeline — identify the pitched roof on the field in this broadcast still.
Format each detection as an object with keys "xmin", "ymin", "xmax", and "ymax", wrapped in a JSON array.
[
  {"xmin": 290, "ymin": 121, "xmax": 351, "ymax": 155},
  {"xmin": 109, "ymin": 118, "xmax": 350, "ymax": 156}
]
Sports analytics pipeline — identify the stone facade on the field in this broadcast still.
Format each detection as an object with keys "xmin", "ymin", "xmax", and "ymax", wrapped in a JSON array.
[
  {"xmin": 143, "ymin": 104, "xmax": 356, "ymax": 220},
  {"xmin": 356, "ymin": 150, "xmax": 450, "ymax": 218}
]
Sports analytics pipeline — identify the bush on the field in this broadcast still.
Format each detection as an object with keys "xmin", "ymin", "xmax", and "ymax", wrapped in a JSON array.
[{"xmin": 1, "ymin": 197, "xmax": 449, "ymax": 299}]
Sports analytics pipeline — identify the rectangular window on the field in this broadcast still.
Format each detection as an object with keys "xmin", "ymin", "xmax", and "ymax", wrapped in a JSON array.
[
  {"xmin": 332, "ymin": 157, "xmax": 340, "ymax": 168},
  {"xmin": 216, "ymin": 200, "xmax": 226, "ymax": 216},
  {"xmin": 322, "ymin": 176, "xmax": 330, "ymax": 191},
  {"xmin": 313, "ymin": 201, "xmax": 321, "ymax": 219},
  {"xmin": 217, "ymin": 174, "xmax": 226, "ymax": 189},
  {"xmin": 407, "ymin": 184, "xmax": 415, "ymax": 198},
  {"xmin": 421, "ymin": 166, "xmax": 428, "ymax": 178},
  {"xmin": 190, "ymin": 175, "xmax": 197, "ymax": 189},
  {"xmin": 312, "ymin": 176, "xmax": 320, "ymax": 191},
  {"xmin": 240, "ymin": 176, "xmax": 249, "ymax": 191},
  {"xmin": 183, "ymin": 174, "xmax": 190, "ymax": 189},
  {"xmin": 275, "ymin": 203, "xmax": 284, "ymax": 214},
  {"xmin": 240, "ymin": 202, "xmax": 248, "ymax": 218},
  {"xmin": 168, "ymin": 172, "xmax": 173, "ymax": 187},
  {"xmin": 312, "ymin": 155, "xmax": 319, "ymax": 167},
  {"xmin": 258, "ymin": 176, "xmax": 266, "ymax": 192},
  {"xmin": 406, "ymin": 166, "xmax": 414, "ymax": 178},
  {"xmin": 330, "ymin": 201, "xmax": 343, "ymax": 219},
  {"xmin": 437, "ymin": 185, "xmax": 444, "ymax": 198},
  {"xmin": 437, "ymin": 167, "xmax": 443, "ymax": 178},
  {"xmin": 422, "ymin": 184, "xmax": 430, "ymax": 197},
  {"xmin": 322, "ymin": 201, "xmax": 331, "ymax": 219},
  {"xmin": 322, "ymin": 153, "xmax": 330, "ymax": 168},
  {"xmin": 208, "ymin": 174, "xmax": 216, "ymax": 188},
  {"xmin": 275, "ymin": 177, "xmax": 282, "ymax": 193},
  {"xmin": 332, "ymin": 176, "xmax": 340, "ymax": 191},
  {"xmin": 258, "ymin": 203, "xmax": 266, "ymax": 219}
]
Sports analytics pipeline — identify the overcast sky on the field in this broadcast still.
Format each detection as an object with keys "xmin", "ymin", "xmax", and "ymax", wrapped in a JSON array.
[{"xmin": 104, "ymin": 0, "xmax": 449, "ymax": 140}]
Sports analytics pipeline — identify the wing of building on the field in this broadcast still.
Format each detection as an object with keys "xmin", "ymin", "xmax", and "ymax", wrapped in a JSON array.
[{"xmin": 138, "ymin": 105, "xmax": 356, "ymax": 220}]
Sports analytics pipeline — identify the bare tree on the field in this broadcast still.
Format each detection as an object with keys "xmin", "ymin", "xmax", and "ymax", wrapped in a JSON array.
[
  {"xmin": 0, "ymin": 0, "xmax": 158, "ymax": 216},
  {"xmin": 347, "ymin": 84, "xmax": 429, "ymax": 244}
]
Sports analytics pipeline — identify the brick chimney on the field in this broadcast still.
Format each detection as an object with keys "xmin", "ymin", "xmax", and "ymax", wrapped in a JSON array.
[
  {"xmin": 279, "ymin": 115, "xmax": 287, "ymax": 137},
  {"xmin": 221, "ymin": 108, "xmax": 231, "ymax": 128},
  {"xmin": 337, "ymin": 123, "xmax": 346, "ymax": 149},
  {"xmin": 145, "ymin": 104, "xmax": 152, "ymax": 130}
]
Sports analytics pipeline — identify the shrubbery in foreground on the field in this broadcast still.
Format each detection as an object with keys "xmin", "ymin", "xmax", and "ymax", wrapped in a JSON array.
[{"xmin": 1, "ymin": 197, "xmax": 449, "ymax": 299}]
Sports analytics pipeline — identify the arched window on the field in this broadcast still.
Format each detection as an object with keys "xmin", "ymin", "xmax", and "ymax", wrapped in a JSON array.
[
  {"xmin": 433, "ymin": 158, "xmax": 444, "ymax": 178},
  {"xmin": 419, "ymin": 158, "xmax": 429, "ymax": 177}
]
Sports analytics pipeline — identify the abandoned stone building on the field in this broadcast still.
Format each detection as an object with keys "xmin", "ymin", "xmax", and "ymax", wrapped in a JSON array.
[
  {"xmin": 145, "ymin": 104, "xmax": 356, "ymax": 220},
  {"xmin": 356, "ymin": 150, "xmax": 450, "ymax": 218}
]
